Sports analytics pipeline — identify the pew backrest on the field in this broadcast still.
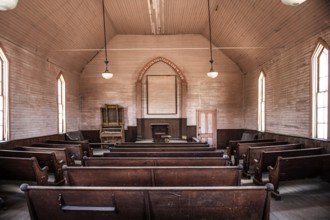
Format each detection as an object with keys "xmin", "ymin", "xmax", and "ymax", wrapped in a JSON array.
[
  {"xmin": 31, "ymin": 143, "xmax": 83, "ymax": 162},
  {"xmin": 83, "ymin": 157, "xmax": 229, "ymax": 167},
  {"xmin": 109, "ymin": 146, "xmax": 216, "ymax": 152},
  {"xmin": 21, "ymin": 183, "xmax": 273, "ymax": 220},
  {"xmin": 243, "ymin": 143, "xmax": 302, "ymax": 176},
  {"xmin": 227, "ymin": 139, "xmax": 276, "ymax": 158},
  {"xmin": 253, "ymin": 147, "xmax": 324, "ymax": 185},
  {"xmin": 17, "ymin": 146, "xmax": 74, "ymax": 166},
  {"xmin": 115, "ymin": 142, "xmax": 210, "ymax": 148},
  {"xmin": 0, "ymin": 150, "xmax": 64, "ymax": 184},
  {"xmin": 103, "ymin": 151, "xmax": 224, "ymax": 157},
  {"xmin": 234, "ymin": 141, "xmax": 288, "ymax": 165},
  {"xmin": 0, "ymin": 156, "xmax": 48, "ymax": 185},
  {"xmin": 46, "ymin": 140, "xmax": 93, "ymax": 157},
  {"xmin": 64, "ymin": 166, "xmax": 241, "ymax": 187}
]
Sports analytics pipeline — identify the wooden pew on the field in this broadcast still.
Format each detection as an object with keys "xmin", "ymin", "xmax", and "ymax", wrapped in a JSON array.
[
  {"xmin": 0, "ymin": 157, "xmax": 48, "ymax": 185},
  {"xmin": 0, "ymin": 150, "xmax": 64, "ymax": 185},
  {"xmin": 253, "ymin": 147, "xmax": 325, "ymax": 185},
  {"xmin": 83, "ymin": 157, "xmax": 229, "ymax": 167},
  {"xmin": 16, "ymin": 146, "xmax": 75, "ymax": 166},
  {"xmin": 103, "ymin": 151, "xmax": 224, "ymax": 158},
  {"xmin": 63, "ymin": 166, "xmax": 242, "ymax": 186},
  {"xmin": 46, "ymin": 140, "xmax": 93, "ymax": 157},
  {"xmin": 242, "ymin": 143, "xmax": 302, "ymax": 178},
  {"xmin": 234, "ymin": 141, "xmax": 288, "ymax": 165},
  {"xmin": 21, "ymin": 183, "xmax": 273, "ymax": 220},
  {"xmin": 115, "ymin": 142, "xmax": 210, "ymax": 148},
  {"xmin": 227, "ymin": 139, "xmax": 276, "ymax": 161},
  {"xmin": 31, "ymin": 143, "xmax": 83, "ymax": 164},
  {"xmin": 109, "ymin": 146, "xmax": 216, "ymax": 152},
  {"xmin": 268, "ymin": 154, "xmax": 330, "ymax": 200}
]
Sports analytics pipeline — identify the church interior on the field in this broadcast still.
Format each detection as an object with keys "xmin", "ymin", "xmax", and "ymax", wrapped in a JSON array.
[{"xmin": 0, "ymin": 0, "xmax": 329, "ymax": 219}]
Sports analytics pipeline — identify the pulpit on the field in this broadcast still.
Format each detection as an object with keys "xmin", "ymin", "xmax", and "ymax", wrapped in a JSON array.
[
  {"xmin": 100, "ymin": 104, "xmax": 125, "ymax": 143},
  {"xmin": 151, "ymin": 123, "xmax": 169, "ymax": 142}
]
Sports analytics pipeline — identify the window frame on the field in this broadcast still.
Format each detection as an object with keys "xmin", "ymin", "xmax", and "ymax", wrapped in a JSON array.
[
  {"xmin": 0, "ymin": 47, "xmax": 9, "ymax": 142},
  {"xmin": 312, "ymin": 39, "xmax": 330, "ymax": 139},
  {"xmin": 57, "ymin": 74, "xmax": 66, "ymax": 134},
  {"xmin": 258, "ymin": 71, "xmax": 266, "ymax": 132}
]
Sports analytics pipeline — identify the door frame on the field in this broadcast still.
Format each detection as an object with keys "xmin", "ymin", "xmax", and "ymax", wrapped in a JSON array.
[{"xmin": 196, "ymin": 109, "xmax": 217, "ymax": 147}]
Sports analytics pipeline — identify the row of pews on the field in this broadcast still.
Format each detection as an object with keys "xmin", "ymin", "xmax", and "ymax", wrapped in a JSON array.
[
  {"xmin": 227, "ymin": 137, "xmax": 330, "ymax": 199},
  {"xmin": 1, "ymin": 140, "xmax": 273, "ymax": 220}
]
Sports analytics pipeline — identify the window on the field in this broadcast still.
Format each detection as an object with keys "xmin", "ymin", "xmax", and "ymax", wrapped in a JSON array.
[
  {"xmin": 0, "ymin": 48, "xmax": 9, "ymax": 141},
  {"xmin": 258, "ymin": 71, "xmax": 265, "ymax": 132},
  {"xmin": 57, "ymin": 74, "xmax": 66, "ymax": 133},
  {"xmin": 312, "ymin": 41, "xmax": 329, "ymax": 139}
]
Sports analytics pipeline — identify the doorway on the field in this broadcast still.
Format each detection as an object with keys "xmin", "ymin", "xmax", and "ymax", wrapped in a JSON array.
[{"xmin": 196, "ymin": 109, "xmax": 217, "ymax": 147}]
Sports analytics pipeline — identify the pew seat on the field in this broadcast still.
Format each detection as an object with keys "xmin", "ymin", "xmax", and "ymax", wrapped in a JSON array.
[
  {"xmin": 83, "ymin": 156, "xmax": 229, "ymax": 166},
  {"xmin": 0, "ymin": 157, "xmax": 48, "ymax": 185},
  {"xmin": 0, "ymin": 150, "xmax": 64, "ymax": 185},
  {"xmin": 253, "ymin": 147, "xmax": 324, "ymax": 185},
  {"xmin": 268, "ymin": 154, "xmax": 330, "ymax": 199},
  {"xmin": 21, "ymin": 183, "xmax": 273, "ymax": 220},
  {"xmin": 63, "ymin": 166, "xmax": 242, "ymax": 187}
]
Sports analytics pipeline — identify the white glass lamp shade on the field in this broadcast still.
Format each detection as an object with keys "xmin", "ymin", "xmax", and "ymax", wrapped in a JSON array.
[
  {"xmin": 281, "ymin": 0, "xmax": 306, "ymax": 6},
  {"xmin": 207, "ymin": 70, "xmax": 218, "ymax": 78},
  {"xmin": 102, "ymin": 71, "xmax": 113, "ymax": 79},
  {"xmin": 0, "ymin": 0, "xmax": 19, "ymax": 11}
]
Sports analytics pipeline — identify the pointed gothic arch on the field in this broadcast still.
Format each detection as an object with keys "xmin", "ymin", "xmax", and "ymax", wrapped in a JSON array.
[{"xmin": 136, "ymin": 57, "xmax": 187, "ymax": 139}]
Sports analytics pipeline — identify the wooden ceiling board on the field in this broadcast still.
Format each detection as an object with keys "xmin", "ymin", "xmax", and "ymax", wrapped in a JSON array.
[{"xmin": 0, "ymin": 0, "xmax": 329, "ymax": 73}]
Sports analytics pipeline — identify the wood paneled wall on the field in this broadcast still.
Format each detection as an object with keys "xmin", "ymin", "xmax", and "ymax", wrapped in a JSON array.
[
  {"xmin": 243, "ymin": 30, "xmax": 330, "ymax": 138},
  {"xmin": 80, "ymin": 34, "xmax": 244, "ymax": 130},
  {"xmin": 0, "ymin": 37, "xmax": 80, "ymax": 141}
]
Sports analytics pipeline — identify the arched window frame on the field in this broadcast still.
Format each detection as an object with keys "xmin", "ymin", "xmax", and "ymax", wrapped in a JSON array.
[
  {"xmin": 258, "ymin": 71, "xmax": 266, "ymax": 132},
  {"xmin": 0, "ymin": 47, "xmax": 9, "ymax": 141},
  {"xmin": 312, "ymin": 39, "xmax": 329, "ymax": 139},
  {"xmin": 57, "ymin": 74, "xmax": 66, "ymax": 134}
]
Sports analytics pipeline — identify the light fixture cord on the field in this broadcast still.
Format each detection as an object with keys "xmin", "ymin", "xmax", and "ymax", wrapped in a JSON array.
[
  {"xmin": 102, "ymin": 0, "xmax": 109, "ymax": 67},
  {"xmin": 207, "ymin": 0, "xmax": 214, "ymax": 69}
]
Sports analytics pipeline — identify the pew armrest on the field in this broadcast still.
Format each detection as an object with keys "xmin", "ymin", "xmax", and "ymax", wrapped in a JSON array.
[{"xmin": 267, "ymin": 165, "xmax": 274, "ymax": 171}]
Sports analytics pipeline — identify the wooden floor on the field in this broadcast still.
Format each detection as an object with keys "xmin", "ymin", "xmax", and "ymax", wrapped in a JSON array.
[{"xmin": 1, "ymin": 176, "xmax": 330, "ymax": 220}]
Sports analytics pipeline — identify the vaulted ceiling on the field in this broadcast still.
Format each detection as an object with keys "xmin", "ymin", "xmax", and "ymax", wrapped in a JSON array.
[{"xmin": 0, "ymin": 0, "xmax": 329, "ymax": 74}]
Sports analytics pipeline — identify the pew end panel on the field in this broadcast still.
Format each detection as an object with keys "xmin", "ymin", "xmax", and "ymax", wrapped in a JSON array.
[
  {"xmin": 0, "ymin": 149, "xmax": 64, "ymax": 185},
  {"xmin": 267, "ymin": 154, "xmax": 330, "ymax": 200},
  {"xmin": 253, "ymin": 147, "xmax": 325, "ymax": 185},
  {"xmin": 0, "ymin": 157, "xmax": 49, "ymax": 185},
  {"xmin": 242, "ymin": 143, "xmax": 302, "ymax": 178},
  {"xmin": 20, "ymin": 183, "xmax": 273, "ymax": 220}
]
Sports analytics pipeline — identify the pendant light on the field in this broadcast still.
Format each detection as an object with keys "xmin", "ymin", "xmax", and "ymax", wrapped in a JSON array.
[
  {"xmin": 101, "ymin": 0, "xmax": 113, "ymax": 79},
  {"xmin": 207, "ymin": 0, "xmax": 218, "ymax": 79},
  {"xmin": 0, "ymin": 0, "xmax": 19, "ymax": 11},
  {"xmin": 281, "ymin": 0, "xmax": 306, "ymax": 6}
]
